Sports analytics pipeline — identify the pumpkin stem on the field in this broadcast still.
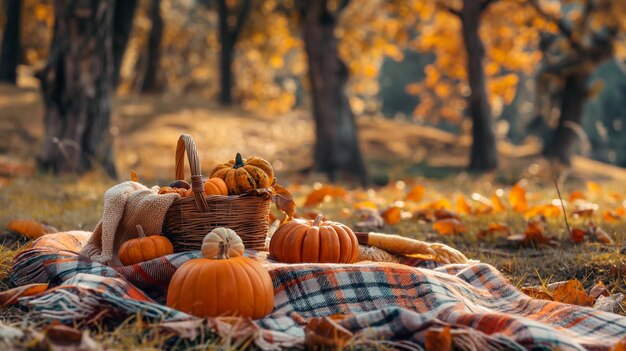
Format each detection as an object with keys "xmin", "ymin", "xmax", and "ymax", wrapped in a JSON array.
[
  {"xmin": 313, "ymin": 214, "xmax": 324, "ymax": 227},
  {"xmin": 136, "ymin": 225, "xmax": 146, "ymax": 238},
  {"xmin": 234, "ymin": 153, "xmax": 244, "ymax": 169},
  {"xmin": 217, "ymin": 241, "xmax": 230, "ymax": 259}
]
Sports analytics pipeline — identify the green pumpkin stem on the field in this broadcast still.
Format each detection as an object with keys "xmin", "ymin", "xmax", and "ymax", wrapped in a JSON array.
[
  {"xmin": 217, "ymin": 241, "xmax": 229, "ymax": 259},
  {"xmin": 136, "ymin": 225, "xmax": 146, "ymax": 238},
  {"xmin": 313, "ymin": 214, "xmax": 324, "ymax": 227},
  {"xmin": 233, "ymin": 153, "xmax": 244, "ymax": 169}
]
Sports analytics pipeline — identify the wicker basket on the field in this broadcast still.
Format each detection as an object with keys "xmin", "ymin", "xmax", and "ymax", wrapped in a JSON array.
[{"xmin": 162, "ymin": 134, "xmax": 271, "ymax": 252}]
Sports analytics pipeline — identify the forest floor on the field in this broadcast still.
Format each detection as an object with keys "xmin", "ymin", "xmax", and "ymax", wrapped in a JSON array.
[{"xmin": 1, "ymin": 83, "xmax": 626, "ymax": 348}]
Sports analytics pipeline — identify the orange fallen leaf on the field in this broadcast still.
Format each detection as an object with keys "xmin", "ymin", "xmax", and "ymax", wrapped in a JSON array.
[
  {"xmin": 272, "ymin": 183, "xmax": 296, "ymax": 218},
  {"xmin": 524, "ymin": 204, "xmax": 561, "ymax": 219},
  {"xmin": 425, "ymin": 325, "xmax": 452, "ymax": 351},
  {"xmin": 548, "ymin": 280, "xmax": 594, "ymax": 307},
  {"xmin": 414, "ymin": 209, "xmax": 435, "ymax": 222},
  {"xmin": 303, "ymin": 185, "xmax": 347, "ymax": 207},
  {"xmin": 422, "ymin": 198, "xmax": 452, "ymax": 210},
  {"xmin": 432, "ymin": 218, "xmax": 466, "ymax": 235},
  {"xmin": 7, "ymin": 219, "xmax": 57, "ymax": 239},
  {"xmin": 455, "ymin": 195, "xmax": 472, "ymax": 215},
  {"xmin": 354, "ymin": 201, "xmax": 378, "ymax": 210},
  {"xmin": 586, "ymin": 181, "xmax": 601, "ymax": 194},
  {"xmin": 491, "ymin": 192, "xmax": 506, "ymax": 212},
  {"xmin": 568, "ymin": 190, "xmax": 585, "ymax": 202},
  {"xmin": 405, "ymin": 185, "xmax": 426, "ymax": 202},
  {"xmin": 0, "ymin": 283, "xmax": 48, "ymax": 307},
  {"xmin": 381, "ymin": 206, "xmax": 402, "ymax": 225},
  {"xmin": 521, "ymin": 286, "xmax": 553, "ymax": 301},
  {"xmin": 509, "ymin": 183, "xmax": 528, "ymax": 212},
  {"xmin": 612, "ymin": 337, "xmax": 626, "ymax": 351},
  {"xmin": 130, "ymin": 170, "xmax": 139, "ymax": 182},
  {"xmin": 602, "ymin": 210, "xmax": 622, "ymax": 222}
]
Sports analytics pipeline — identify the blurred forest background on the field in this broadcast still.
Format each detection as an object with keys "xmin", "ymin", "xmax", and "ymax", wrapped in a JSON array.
[{"xmin": 1, "ymin": 0, "xmax": 626, "ymax": 185}]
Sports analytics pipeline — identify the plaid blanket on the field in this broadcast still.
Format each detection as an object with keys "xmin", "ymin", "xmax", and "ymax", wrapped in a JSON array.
[{"xmin": 9, "ymin": 231, "xmax": 626, "ymax": 350}]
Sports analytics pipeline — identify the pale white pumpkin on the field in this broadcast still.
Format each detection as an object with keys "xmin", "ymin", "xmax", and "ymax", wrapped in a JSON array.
[{"xmin": 201, "ymin": 227, "xmax": 245, "ymax": 259}]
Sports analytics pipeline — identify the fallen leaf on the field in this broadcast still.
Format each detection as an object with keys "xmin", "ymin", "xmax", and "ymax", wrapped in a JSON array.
[
  {"xmin": 130, "ymin": 170, "xmax": 139, "ymax": 182},
  {"xmin": 303, "ymin": 185, "xmax": 347, "ymax": 207},
  {"xmin": 594, "ymin": 294, "xmax": 624, "ymax": 314},
  {"xmin": 0, "ymin": 283, "xmax": 48, "ymax": 307},
  {"xmin": 272, "ymin": 183, "xmax": 296, "ymax": 218},
  {"xmin": 524, "ymin": 204, "xmax": 562, "ymax": 218},
  {"xmin": 589, "ymin": 281, "xmax": 610, "ymax": 299},
  {"xmin": 571, "ymin": 228, "xmax": 587, "ymax": 244},
  {"xmin": 354, "ymin": 201, "xmax": 378, "ymax": 210},
  {"xmin": 509, "ymin": 183, "xmax": 528, "ymax": 212},
  {"xmin": 7, "ymin": 219, "xmax": 57, "ymax": 239},
  {"xmin": 42, "ymin": 324, "xmax": 102, "ymax": 351},
  {"xmin": 589, "ymin": 223, "xmax": 614, "ymax": 244},
  {"xmin": 305, "ymin": 317, "xmax": 353, "ymax": 349},
  {"xmin": 477, "ymin": 223, "xmax": 510, "ymax": 239},
  {"xmin": 422, "ymin": 198, "xmax": 452, "ymax": 210},
  {"xmin": 381, "ymin": 206, "xmax": 402, "ymax": 225},
  {"xmin": 521, "ymin": 286, "xmax": 553, "ymax": 301},
  {"xmin": 548, "ymin": 280, "xmax": 594, "ymax": 307},
  {"xmin": 425, "ymin": 325, "xmax": 452, "ymax": 351},
  {"xmin": 455, "ymin": 195, "xmax": 472, "ymax": 215},
  {"xmin": 603, "ymin": 209, "xmax": 623, "ymax": 222},
  {"xmin": 405, "ymin": 185, "xmax": 426, "ymax": 202},
  {"xmin": 568, "ymin": 190, "xmax": 585, "ymax": 202},
  {"xmin": 491, "ymin": 192, "xmax": 506, "ymax": 212},
  {"xmin": 432, "ymin": 218, "xmax": 466, "ymax": 236},
  {"xmin": 433, "ymin": 208, "xmax": 460, "ymax": 220},
  {"xmin": 586, "ymin": 181, "xmax": 601, "ymax": 194},
  {"xmin": 612, "ymin": 337, "xmax": 626, "ymax": 351},
  {"xmin": 414, "ymin": 209, "xmax": 435, "ymax": 222}
]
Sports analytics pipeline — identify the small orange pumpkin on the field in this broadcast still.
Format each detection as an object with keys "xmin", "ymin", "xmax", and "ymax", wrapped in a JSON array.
[
  {"xmin": 167, "ymin": 228, "xmax": 274, "ymax": 319},
  {"xmin": 269, "ymin": 214, "xmax": 358, "ymax": 264},
  {"xmin": 119, "ymin": 225, "xmax": 174, "ymax": 265},
  {"xmin": 209, "ymin": 153, "xmax": 274, "ymax": 195},
  {"xmin": 184, "ymin": 177, "xmax": 228, "ymax": 197}
]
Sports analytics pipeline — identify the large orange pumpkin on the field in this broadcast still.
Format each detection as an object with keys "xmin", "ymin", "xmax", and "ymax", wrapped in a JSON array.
[
  {"xmin": 209, "ymin": 153, "xmax": 274, "ymax": 195},
  {"xmin": 166, "ymin": 228, "xmax": 274, "ymax": 319},
  {"xmin": 269, "ymin": 214, "xmax": 358, "ymax": 264},
  {"xmin": 119, "ymin": 225, "xmax": 174, "ymax": 265}
]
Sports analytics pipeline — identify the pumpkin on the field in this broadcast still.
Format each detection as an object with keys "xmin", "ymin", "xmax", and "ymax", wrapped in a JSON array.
[
  {"xmin": 269, "ymin": 214, "xmax": 358, "ymax": 264},
  {"xmin": 184, "ymin": 177, "xmax": 228, "ymax": 197},
  {"xmin": 201, "ymin": 227, "xmax": 245, "ymax": 258},
  {"xmin": 167, "ymin": 230, "xmax": 274, "ymax": 319},
  {"xmin": 210, "ymin": 153, "xmax": 274, "ymax": 195},
  {"xmin": 119, "ymin": 225, "xmax": 174, "ymax": 265},
  {"xmin": 158, "ymin": 186, "xmax": 187, "ymax": 196}
]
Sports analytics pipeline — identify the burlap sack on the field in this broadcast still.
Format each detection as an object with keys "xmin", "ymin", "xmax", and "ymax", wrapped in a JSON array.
[{"xmin": 80, "ymin": 181, "xmax": 179, "ymax": 266}]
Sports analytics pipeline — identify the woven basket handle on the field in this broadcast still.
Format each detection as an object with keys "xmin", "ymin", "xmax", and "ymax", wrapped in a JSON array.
[{"xmin": 175, "ymin": 134, "xmax": 209, "ymax": 212}]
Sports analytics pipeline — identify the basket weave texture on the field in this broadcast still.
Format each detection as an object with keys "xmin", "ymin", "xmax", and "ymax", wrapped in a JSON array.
[{"xmin": 162, "ymin": 134, "xmax": 271, "ymax": 252}]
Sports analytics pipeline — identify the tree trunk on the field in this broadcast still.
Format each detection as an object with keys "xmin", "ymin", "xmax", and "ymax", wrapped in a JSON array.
[
  {"xmin": 138, "ymin": 0, "xmax": 164, "ymax": 93},
  {"xmin": 461, "ymin": 0, "xmax": 498, "ymax": 171},
  {"xmin": 543, "ymin": 71, "xmax": 590, "ymax": 165},
  {"xmin": 37, "ymin": 0, "xmax": 117, "ymax": 178},
  {"xmin": 302, "ymin": 0, "xmax": 367, "ymax": 184},
  {"xmin": 0, "ymin": 0, "xmax": 21, "ymax": 84},
  {"xmin": 112, "ymin": 0, "xmax": 138, "ymax": 87},
  {"xmin": 218, "ymin": 0, "xmax": 234, "ymax": 105}
]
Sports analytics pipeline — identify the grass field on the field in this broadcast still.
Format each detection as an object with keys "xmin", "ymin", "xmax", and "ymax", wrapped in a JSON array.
[{"xmin": 1, "ymin": 84, "xmax": 625, "ymax": 348}]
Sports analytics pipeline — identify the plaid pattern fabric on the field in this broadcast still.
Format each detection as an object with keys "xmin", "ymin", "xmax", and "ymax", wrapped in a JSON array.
[{"xmin": 9, "ymin": 232, "xmax": 626, "ymax": 350}]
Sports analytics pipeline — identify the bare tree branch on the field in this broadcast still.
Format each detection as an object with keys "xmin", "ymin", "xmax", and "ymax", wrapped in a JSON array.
[
  {"xmin": 232, "ymin": 0, "xmax": 251, "ymax": 41},
  {"xmin": 528, "ymin": 0, "xmax": 586, "ymax": 54}
]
